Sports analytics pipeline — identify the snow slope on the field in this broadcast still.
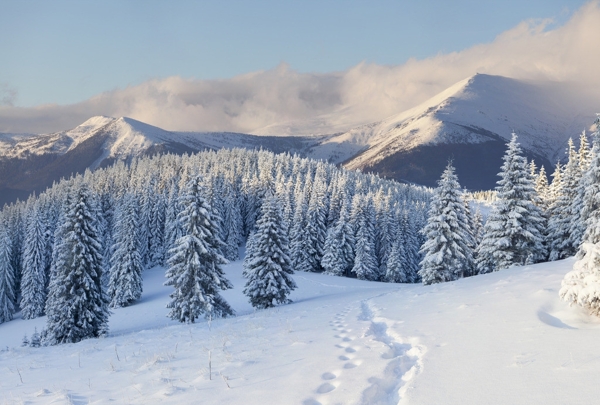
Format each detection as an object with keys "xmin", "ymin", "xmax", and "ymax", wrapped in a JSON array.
[{"xmin": 1, "ymin": 255, "xmax": 598, "ymax": 404}]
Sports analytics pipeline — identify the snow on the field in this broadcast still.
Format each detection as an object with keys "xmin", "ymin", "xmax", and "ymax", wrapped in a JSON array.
[
  {"xmin": 1, "ymin": 74, "xmax": 594, "ymax": 172},
  {"xmin": 342, "ymin": 74, "xmax": 596, "ymax": 171},
  {"xmin": 2, "ymin": 254, "xmax": 599, "ymax": 404}
]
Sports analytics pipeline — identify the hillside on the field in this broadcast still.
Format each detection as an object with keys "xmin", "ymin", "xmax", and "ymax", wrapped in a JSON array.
[
  {"xmin": 1, "ymin": 255, "xmax": 597, "ymax": 404},
  {"xmin": 337, "ymin": 74, "xmax": 593, "ymax": 189}
]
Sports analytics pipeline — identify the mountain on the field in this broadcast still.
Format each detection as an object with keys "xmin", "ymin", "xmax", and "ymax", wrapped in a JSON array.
[
  {"xmin": 331, "ymin": 74, "xmax": 595, "ymax": 189},
  {"xmin": 0, "ymin": 74, "xmax": 595, "ymax": 205},
  {"xmin": 0, "ymin": 116, "xmax": 333, "ymax": 206}
]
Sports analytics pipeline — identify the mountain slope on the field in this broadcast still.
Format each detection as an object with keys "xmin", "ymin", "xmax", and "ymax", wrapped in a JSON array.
[{"xmin": 333, "ymin": 74, "xmax": 593, "ymax": 188}]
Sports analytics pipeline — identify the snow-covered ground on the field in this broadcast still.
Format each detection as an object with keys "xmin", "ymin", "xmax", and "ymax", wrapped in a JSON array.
[{"xmin": 2, "ymin": 256, "xmax": 599, "ymax": 405}]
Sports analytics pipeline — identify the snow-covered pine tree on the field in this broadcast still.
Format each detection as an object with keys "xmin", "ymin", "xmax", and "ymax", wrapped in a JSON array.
[
  {"xmin": 321, "ymin": 201, "xmax": 355, "ymax": 277},
  {"xmin": 375, "ymin": 193, "xmax": 396, "ymax": 280},
  {"xmin": 44, "ymin": 183, "xmax": 109, "ymax": 345},
  {"xmin": 148, "ymin": 190, "xmax": 166, "ymax": 268},
  {"xmin": 351, "ymin": 194, "xmax": 379, "ymax": 281},
  {"xmin": 290, "ymin": 191, "xmax": 313, "ymax": 273},
  {"xmin": 0, "ymin": 224, "xmax": 15, "ymax": 323},
  {"xmin": 243, "ymin": 194, "xmax": 297, "ymax": 309},
  {"xmin": 164, "ymin": 176, "xmax": 234, "ymax": 322},
  {"xmin": 560, "ymin": 242, "xmax": 600, "ymax": 316},
  {"xmin": 579, "ymin": 117, "xmax": 600, "ymax": 247},
  {"xmin": 29, "ymin": 327, "xmax": 41, "ymax": 347},
  {"xmin": 20, "ymin": 205, "xmax": 47, "ymax": 319},
  {"xmin": 108, "ymin": 194, "xmax": 144, "ymax": 308},
  {"xmin": 476, "ymin": 134, "xmax": 547, "ymax": 273},
  {"xmin": 472, "ymin": 208, "xmax": 484, "ymax": 248},
  {"xmin": 569, "ymin": 130, "xmax": 592, "ymax": 253},
  {"xmin": 418, "ymin": 163, "xmax": 473, "ymax": 285},
  {"xmin": 548, "ymin": 139, "xmax": 579, "ymax": 260},
  {"xmin": 137, "ymin": 183, "xmax": 153, "ymax": 267},
  {"xmin": 385, "ymin": 238, "xmax": 408, "ymax": 283},
  {"xmin": 303, "ymin": 178, "xmax": 328, "ymax": 272},
  {"xmin": 164, "ymin": 180, "xmax": 183, "ymax": 255},
  {"xmin": 535, "ymin": 165, "xmax": 550, "ymax": 210},
  {"xmin": 400, "ymin": 206, "xmax": 421, "ymax": 283},
  {"xmin": 221, "ymin": 182, "xmax": 242, "ymax": 261}
]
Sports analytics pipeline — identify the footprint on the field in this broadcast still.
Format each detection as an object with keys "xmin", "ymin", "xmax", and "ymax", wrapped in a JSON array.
[
  {"xmin": 339, "ymin": 355, "xmax": 350, "ymax": 361},
  {"xmin": 316, "ymin": 383, "xmax": 336, "ymax": 394},
  {"xmin": 321, "ymin": 372, "xmax": 336, "ymax": 380},
  {"xmin": 342, "ymin": 337, "xmax": 352, "ymax": 342},
  {"xmin": 302, "ymin": 399, "xmax": 322, "ymax": 405},
  {"xmin": 343, "ymin": 362, "xmax": 358, "ymax": 369},
  {"xmin": 345, "ymin": 347, "xmax": 356, "ymax": 353}
]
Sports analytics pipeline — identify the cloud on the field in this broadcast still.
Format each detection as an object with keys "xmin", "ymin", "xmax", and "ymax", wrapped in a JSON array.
[{"xmin": 1, "ymin": 1, "xmax": 600, "ymax": 134}]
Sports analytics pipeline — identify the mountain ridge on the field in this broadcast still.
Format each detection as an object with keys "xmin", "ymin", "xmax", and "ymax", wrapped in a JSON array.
[{"xmin": 0, "ymin": 74, "xmax": 596, "ymax": 205}]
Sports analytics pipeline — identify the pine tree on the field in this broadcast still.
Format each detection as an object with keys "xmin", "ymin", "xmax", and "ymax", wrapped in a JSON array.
[
  {"xmin": 20, "ymin": 206, "xmax": 47, "ymax": 319},
  {"xmin": 375, "ymin": 194, "xmax": 396, "ymax": 280},
  {"xmin": 535, "ymin": 165, "xmax": 550, "ymax": 211},
  {"xmin": 243, "ymin": 194, "xmax": 297, "ymax": 309},
  {"xmin": 148, "ymin": 191, "xmax": 166, "ymax": 268},
  {"xmin": 385, "ymin": 238, "xmax": 408, "ymax": 283},
  {"xmin": 560, "ymin": 117, "xmax": 600, "ymax": 316},
  {"xmin": 0, "ymin": 225, "xmax": 15, "ymax": 323},
  {"xmin": 221, "ymin": 183, "xmax": 242, "ymax": 261},
  {"xmin": 580, "ymin": 118, "xmax": 600, "ymax": 247},
  {"xmin": 560, "ymin": 242, "xmax": 600, "ymax": 316},
  {"xmin": 351, "ymin": 195, "xmax": 379, "ymax": 281},
  {"xmin": 569, "ymin": 130, "xmax": 592, "ymax": 252},
  {"xmin": 44, "ymin": 183, "xmax": 109, "ymax": 345},
  {"xmin": 30, "ymin": 327, "xmax": 41, "ymax": 347},
  {"xmin": 108, "ymin": 194, "xmax": 144, "ymax": 308},
  {"xmin": 418, "ymin": 163, "xmax": 473, "ymax": 285},
  {"xmin": 164, "ymin": 176, "xmax": 234, "ymax": 322},
  {"xmin": 476, "ymin": 134, "xmax": 547, "ymax": 273},
  {"xmin": 302, "ymin": 178, "xmax": 328, "ymax": 272},
  {"xmin": 548, "ymin": 139, "xmax": 579, "ymax": 260},
  {"xmin": 290, "ymin": 191, "xmax": 313, "ymax": 272},
  {"xmin": 321, "ymin": 202, "xmax": 355, "ymax": 277}
]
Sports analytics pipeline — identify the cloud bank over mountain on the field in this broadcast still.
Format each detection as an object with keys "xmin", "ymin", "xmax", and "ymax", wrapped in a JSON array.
[{"xmin": 1, "ymin": 1, "xmax": 599, "ymax": 134}]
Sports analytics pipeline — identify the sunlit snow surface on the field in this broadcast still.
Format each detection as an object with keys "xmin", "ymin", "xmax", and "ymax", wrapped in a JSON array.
[{"xmin": 2, "ymin": 256, "xmax": 600, "ymax": 404}]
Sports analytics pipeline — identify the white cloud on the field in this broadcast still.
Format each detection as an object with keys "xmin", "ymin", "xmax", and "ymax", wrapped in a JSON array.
[{"xmin": 1, "ymin": 1, "xmax": 599, "ymax": 134}]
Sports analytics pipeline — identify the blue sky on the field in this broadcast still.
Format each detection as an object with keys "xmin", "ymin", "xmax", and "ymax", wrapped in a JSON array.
[{"xmin": 0, "ymin": 0, "xmax": 588, "ymax": 108}]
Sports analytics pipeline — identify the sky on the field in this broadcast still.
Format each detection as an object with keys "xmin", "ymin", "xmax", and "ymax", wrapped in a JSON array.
[{"xmin": 0, "ymin": 0, "xmax": 597, "ymax": 134}]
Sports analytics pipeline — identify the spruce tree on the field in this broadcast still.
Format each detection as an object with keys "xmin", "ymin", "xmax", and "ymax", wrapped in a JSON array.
[
  {"xmin": 221, "ymin": 183, "xmax": 242, "ymax": 261},
  {"xmin": 108, "ymin": 194, "xmax": 144, "ymax": 308},
  {"xmin": 580, "ymin": 118, "xmax": 600, "ymax": 247},
  {"xmin": 476, "ymin": 134, "xmax": 547, "ymax": 273},
  {"xmin": 418, "ymin": 163, "xmax": 473, "ymax": 285},
  {"xmin": 20, "ymin": 206, "xmax": 47, "ymax": 319},
  {"xmin": 0, "ymin": 225, "xmax": 15, "ymax": 323},
  {"xmin": 351, "ymin": 195, "xmax": 379, "ymax": 281},
  {"xmin": 148, "ymin": 191, "xmax": 166, "ymax": 268},
  {"xmin": 321, "ymin": 202, "xmax": 355, "ymax": 277},
  {"xmin": 243, "ymin": 194, "xmax": 297, "ymax": 309},
  {"xmin": 548, "ymin": 139, "xmax": 579, "ymax": 260},
  {"xmin": 44, "ymin": 183, "xmax": 109, "ymax": 345},
  {"xmin": 385, "ymin": 238, "xmax": 408, "ymax": 283},
  {"xmin": 303, "ymin": 179, "xmax": 328, "ymax": 272},
  {"xmin": 569, "ymin": 130, "xmax": 592, "ymax": 252},
  {"xmin": 164, "ymin": 176, "xmax": 234, "ymax": 322}
]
